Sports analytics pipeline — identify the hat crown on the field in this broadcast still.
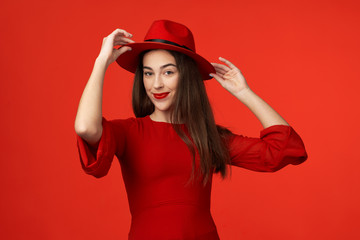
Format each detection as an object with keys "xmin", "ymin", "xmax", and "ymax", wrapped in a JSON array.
[{"xmin": 144, "ymin": 20, "xmax": 196, "ymax": 52}]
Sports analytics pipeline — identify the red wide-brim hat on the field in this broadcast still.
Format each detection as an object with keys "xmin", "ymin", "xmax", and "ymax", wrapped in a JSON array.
[{"xmin": 116, "ymin": 20, "xmax": 215, "ymax": 80}]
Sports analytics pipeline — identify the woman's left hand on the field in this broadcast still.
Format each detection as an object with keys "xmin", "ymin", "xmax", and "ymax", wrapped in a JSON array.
[{"xmin": 211, "ymin": 57, "xmax": 250, "ymax": 96}]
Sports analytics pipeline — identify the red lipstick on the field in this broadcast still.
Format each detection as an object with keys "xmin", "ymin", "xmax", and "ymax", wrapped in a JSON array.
[{"xmin": 153, "ymin": 92, "xmax": 169, "ymax": 99}]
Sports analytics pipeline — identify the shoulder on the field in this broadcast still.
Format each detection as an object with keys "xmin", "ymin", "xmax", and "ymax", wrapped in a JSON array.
[
  {"xmin": 107, "ymin": 115, "xmax": 150, "ymax": 130},
  {"xmin": 109, "ymin": 116, "xmax": 137, "ymax": 125},
  {"xmin": 215, "ymin": 124, "xmax": 235, "ymax": 142}
]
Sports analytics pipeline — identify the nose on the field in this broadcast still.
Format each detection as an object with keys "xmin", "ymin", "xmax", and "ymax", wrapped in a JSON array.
[{"xmin": 153, "ymin": 73, "xmax": 164, "ymax": 89}]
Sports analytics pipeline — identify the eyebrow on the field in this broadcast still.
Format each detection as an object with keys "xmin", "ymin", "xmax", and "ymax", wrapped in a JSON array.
[{"xmin": 143, "ymin": 63, "xmax": 177, "ymax": 70}]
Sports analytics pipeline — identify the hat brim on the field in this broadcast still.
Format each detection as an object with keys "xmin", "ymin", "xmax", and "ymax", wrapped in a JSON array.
[{"xmin": 115, "ymin": 42, "xmax": 215, "ymax": 80}]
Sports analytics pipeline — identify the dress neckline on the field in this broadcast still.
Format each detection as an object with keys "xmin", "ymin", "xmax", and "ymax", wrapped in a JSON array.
[{"xmin": 146, "ymin": 115, "xmax": 185, "ymax": 125}]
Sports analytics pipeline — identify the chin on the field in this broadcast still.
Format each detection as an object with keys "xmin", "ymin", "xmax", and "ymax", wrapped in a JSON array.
[
  {"xmin": 151, "ymin": 98, "xmax": 175, "ymax": 112},
  {"xmin": 153, "ymin": 103, "xmax": 171, "ymax": 112}
]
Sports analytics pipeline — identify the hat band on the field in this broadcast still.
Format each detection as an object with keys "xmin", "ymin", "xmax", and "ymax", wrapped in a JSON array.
[{"xmin": 145, "ymin": 39, "xmax": 193, "ymax": 52}]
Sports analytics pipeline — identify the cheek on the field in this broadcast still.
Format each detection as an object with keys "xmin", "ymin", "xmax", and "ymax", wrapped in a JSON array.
[
  {"xmin": 143, "ymin": 78, "xmax": 152, "ymax": 91},
  {"xmin": 169, "ymin": 76, "xmax": 179, "ymax": 90}
]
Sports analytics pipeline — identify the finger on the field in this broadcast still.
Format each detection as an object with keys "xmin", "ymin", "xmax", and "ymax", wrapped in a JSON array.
[
  {"xmin": 212, "ymin": 66, "xmax": 227, "ymax": 75},
  {"xmin": 211, "ymin": 62, "xmax": 231, "ymax": 72},
  {"xmin": 114, "ymin": 38, "xmax": 135, "ymax": 46},
  {"xmin": 114, "ymin": 35, "xmax": 135, "ymax": 42},
  {"xmin": 111, "ymin": 28, "xmax": 133, "ymax": 38},
  {"xmin": 209, "ymin": 73, "xmax": 225, "ymax": 85},
  {"xmin": 214, "ymin": 69, "xmax": 226, "ymax": 77},
  {"xmin": 120, "ymin": 38, "xmax": 135, "ymax": 44},
  {"xmin": 219, "ymin": 57, "xmax": 237, "ymax": 70},
  {"xmin": 112, "ymin": 28, "xmax": 131, "ymax": 37},
  {"xmin": 211, "ymin": 62, "xmax": 231, "ymax": 71},
  {"xmin": 115, "ymin": 46, "xmax": 132, "ymax": 57}
]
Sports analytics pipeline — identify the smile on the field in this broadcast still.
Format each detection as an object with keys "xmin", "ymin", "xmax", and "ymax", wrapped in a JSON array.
[{"xmin": 153, "ymin": 92, "xmax": 169, "ymax": 99}]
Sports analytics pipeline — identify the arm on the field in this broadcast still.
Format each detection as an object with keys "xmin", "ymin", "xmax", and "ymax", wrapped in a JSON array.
[
  {"xmin": 76, "ymin": 117, "xmax": 116, "ymax": 177},
  {"xmin": 75, "ymin": 28, "xmax": 134, "ymax": 177},
  {"xmin": 211, "ymin": 57, "xmax": 307, "ymax": 171},
  {"xmin": 227, "ymin": 125, "xmax": 307, "ymax": 171},
  {"xmin": 76, "ymin": 117, "xmax": 130, "ymax": 178},
  {"xmin": 211, "ymin": 57, "xmax": 288, "ymax": 128},
  {"xmin": 74, "ymin": 28, "xmax": 134, "ymax": 145},
  {"xmin": 74, "ymin": 58, "xmax": 107, "ymax": 146},
  {"xmin": 233, "ymin": 88, "xmax": 289, "ymax": 128}
]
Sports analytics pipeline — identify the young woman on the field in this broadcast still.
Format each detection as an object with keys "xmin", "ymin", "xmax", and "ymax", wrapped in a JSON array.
[{"xmin": 75, "ymin": 20, "xmax": 308, "ymax": 240}]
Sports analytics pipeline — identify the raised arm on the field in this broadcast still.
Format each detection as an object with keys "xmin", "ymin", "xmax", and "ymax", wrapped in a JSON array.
[
  {"xmin": 74, "ymin": 29, "xmax": 134, "ymax": 146},
  {"xmin": 211, "ymin": 57, "xmax": 307, "ymax": 171},
  {"xmin": 211, "ymin": 57, "xmax": 288, "ymax": 128}
]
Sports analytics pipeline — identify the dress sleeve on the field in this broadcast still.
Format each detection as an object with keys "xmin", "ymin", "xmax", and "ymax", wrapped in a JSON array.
[
  {"xmin": 228, "ymin": 125, "xmax": 308, "ymax": 172},
  {"xmin": 76, "ymin": 116, "xmax": 117, "ymax": 178}
]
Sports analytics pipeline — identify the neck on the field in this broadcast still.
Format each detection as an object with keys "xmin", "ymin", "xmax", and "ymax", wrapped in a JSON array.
[{"xmin": 150, "ymin": 111, "xmax": 172, "ymax": 123}]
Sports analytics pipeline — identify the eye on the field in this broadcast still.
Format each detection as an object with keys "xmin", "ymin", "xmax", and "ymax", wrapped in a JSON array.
[
  {"xmin": 144, "ymin": 72, "xmax": 153, "ymax": 76},
  {"xmin": 164, "ymin": 70, "xmax": 174, "ymax": 75}
]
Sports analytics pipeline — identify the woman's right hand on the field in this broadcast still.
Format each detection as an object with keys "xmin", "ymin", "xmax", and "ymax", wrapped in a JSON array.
[{"xmin": 97, "ymin": 28, "xmax": 135, "ymax": 68}]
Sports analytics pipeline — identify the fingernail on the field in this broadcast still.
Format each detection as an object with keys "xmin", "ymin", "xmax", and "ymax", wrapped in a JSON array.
[
  {"xmin": 128, "ymin": 48, "xmax": 132, "ymax": 51},
  {"xmin": 209, "ymin": 73, "xmax": 213, "ymax": 77}
]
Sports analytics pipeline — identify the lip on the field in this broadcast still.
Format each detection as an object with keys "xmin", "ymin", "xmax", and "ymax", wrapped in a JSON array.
[{"xmin": 153, "ymin": 92, "xmax": 170, "ymax": 99}]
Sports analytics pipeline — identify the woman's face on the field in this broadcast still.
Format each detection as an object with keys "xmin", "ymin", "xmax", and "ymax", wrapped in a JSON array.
[{"xmin": 143, "ymin": 49, "xmax": 179, "ymax": 119}]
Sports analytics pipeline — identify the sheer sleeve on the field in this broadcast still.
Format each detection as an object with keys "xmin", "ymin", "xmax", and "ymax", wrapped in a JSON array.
[
  {"xmin": 76, "ymin": 116, "xmax": 118, "ymax": 178},
  {"xmin": 228, "ymin": 125, "xmax": 308, "ymax": 172}
]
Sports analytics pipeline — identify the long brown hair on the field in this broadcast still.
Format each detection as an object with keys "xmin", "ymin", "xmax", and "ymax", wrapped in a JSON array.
[{"xmin": 132, "ymin": 50, "xmax": 234, "ymax": 187}]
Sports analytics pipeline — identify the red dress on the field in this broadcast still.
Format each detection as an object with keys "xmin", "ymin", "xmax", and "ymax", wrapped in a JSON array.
[{"xmin": 76, "ymin": 115, "xmax": 308, "ymax": 240}]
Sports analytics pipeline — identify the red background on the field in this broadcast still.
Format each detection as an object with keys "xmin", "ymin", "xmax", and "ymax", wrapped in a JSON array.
[{"xmin": 1, "ymin": 0, "xmax": 359, "ymax": 239}]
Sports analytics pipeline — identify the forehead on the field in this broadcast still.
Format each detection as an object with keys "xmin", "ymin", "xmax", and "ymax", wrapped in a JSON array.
[{"xmin": 142, "ymin": 49, "xmax": 176, "ymax": 67}]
